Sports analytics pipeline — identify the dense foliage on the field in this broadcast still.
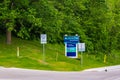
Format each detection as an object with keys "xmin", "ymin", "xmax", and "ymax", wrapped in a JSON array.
[{"xmin": 0, "ymin": 0, "xmax": 120, "ymax": 54}]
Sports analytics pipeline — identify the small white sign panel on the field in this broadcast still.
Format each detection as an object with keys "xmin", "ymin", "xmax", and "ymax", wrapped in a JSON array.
[
  {"xmin": 78, "ymin": 43, "xmax": 85, "ymax": 52},
  {"xmin": 41, "ymin": 34, "xmax": 47, "ymax": 44}
]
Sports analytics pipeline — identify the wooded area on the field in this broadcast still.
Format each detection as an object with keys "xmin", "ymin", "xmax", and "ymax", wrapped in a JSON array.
[{"xmin": 0, "ymin": 0, "xmax": 120, "ymax": 54}]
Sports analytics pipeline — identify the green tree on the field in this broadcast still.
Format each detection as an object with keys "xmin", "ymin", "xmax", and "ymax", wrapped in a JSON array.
[
  {"xmin": 0, "ymin": 0, "xmax": 18, "ymax": 44},
  {"xmin": 0, "ymin": 0, "xmax": 41, "ymax": 43}
]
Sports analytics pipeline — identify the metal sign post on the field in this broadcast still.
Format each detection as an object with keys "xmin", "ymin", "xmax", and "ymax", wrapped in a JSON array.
[
  {"xmin": 43, "ymin": 44, "xmax": 45, "ymax": 62},
  {"xmin": 40, "ymin": 34, "xmax": 47, "ymax": 62},
  {"xmin": 78, "ymin": 43, "xmax": 85, "ymax": 66},
  {"xmin": 81, "ymin": 51, "xmax": 83, "ymax": 66}
]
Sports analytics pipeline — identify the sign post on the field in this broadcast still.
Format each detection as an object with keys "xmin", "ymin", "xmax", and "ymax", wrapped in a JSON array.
[
  {"xmin": 43, "ymin": 43, "xmax": 45, "ymax": 61},
  {"xmin": 78, "ymin": 43, "xmax": 85, "ymax": 66},
  {"xmin": 40, "ymin": 34, "xmax": 47, "ymax": 62}
]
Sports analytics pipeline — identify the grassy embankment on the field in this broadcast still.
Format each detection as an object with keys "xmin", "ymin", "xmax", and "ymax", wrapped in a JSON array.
[{"xmin": 0, "ymin": 35, "xmax": 120, "ymax": 71}]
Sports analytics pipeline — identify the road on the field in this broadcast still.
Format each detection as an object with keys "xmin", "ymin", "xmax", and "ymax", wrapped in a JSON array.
[{"xmin": 0, "ymin": 66, "xmax": 120, "ymax": 80}]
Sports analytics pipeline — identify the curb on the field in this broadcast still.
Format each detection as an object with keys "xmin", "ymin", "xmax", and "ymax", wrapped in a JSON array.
[{"xmin": 83, "ymin": 65, "xmax": 120, "ymax": 72}]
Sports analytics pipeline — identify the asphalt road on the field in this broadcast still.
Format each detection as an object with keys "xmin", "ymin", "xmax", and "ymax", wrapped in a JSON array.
[{"xmin": 0, "ymin": 66, "xmax": 120, "ymax": 80}]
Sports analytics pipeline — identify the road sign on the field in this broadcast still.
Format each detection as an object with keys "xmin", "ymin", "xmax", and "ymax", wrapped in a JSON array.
[
  {"xmin": 65, "ymin": 43, "xmax": 78, "ymax": 58},
  {"xmin": 64, "ymin": 36, "xmax": 79, "ymax": 44},
  {"xmin": 40, "ymin": 34, "xmax": 47, "ymax": 44},
  {"xmin": 78, "ymin": 43, "xmax": 85, "ymax": 52},
  {"xmin": 40, "ymin": 34, "xmax": 47, "ymax": 62}
]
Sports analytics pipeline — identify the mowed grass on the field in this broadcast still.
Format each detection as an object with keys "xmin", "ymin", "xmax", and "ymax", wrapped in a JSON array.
[{"xmin": 0, "ymin": 35, "xmax": 120, "ymax": 71}]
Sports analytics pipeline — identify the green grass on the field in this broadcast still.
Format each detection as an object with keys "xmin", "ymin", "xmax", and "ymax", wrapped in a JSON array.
[{"xmin": 0, "ymin": 35, "xmax": 120, "ymax": 71}]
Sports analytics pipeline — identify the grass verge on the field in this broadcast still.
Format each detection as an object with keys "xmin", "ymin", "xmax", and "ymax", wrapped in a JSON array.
[{"xmin": 0, "ymin": 35, "xmax": 120, "ymax": 71}]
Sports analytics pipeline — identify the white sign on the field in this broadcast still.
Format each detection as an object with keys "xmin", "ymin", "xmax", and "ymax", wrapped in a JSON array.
[
  {"xmin": 40, "ymin": 34, "xmax": 47, "ymax": 44},
  {"xmin": 78, "ymin": 43, "xmax": 85, "ymax": 52}
]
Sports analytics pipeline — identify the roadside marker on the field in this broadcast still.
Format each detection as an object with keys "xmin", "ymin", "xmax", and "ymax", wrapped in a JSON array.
[{"xmin": 17, "ymin": 47, "xmax": 20, "ymax": 57}]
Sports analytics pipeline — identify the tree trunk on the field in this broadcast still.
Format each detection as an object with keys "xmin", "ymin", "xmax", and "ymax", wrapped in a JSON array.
[{"xmin": 6, "ymin": 29, "xmax": 11, "ymax": 44}]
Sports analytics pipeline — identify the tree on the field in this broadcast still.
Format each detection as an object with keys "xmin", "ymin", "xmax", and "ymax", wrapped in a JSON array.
[
  {"xmin": 0, "ymin": 0, "xmax": 41, "ymax": 44},
  {"xmin": 0, "ymin": 0, "xmax": 19, "ymax": 44}
]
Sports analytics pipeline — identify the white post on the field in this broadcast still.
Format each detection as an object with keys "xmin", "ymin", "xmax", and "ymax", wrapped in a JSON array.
[{"xmin": 17, "ymin": 47, "xmax": 19, "ymax": 57}]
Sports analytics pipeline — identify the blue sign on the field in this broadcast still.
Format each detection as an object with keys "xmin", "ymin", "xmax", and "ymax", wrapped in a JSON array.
[
  {"xmin": 65, "ymin": 43, "xmax": 78, "ymax": 58},
  {"xmin": 64, "ymin": 36, "xmax": 79, "ymax": 44}
]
